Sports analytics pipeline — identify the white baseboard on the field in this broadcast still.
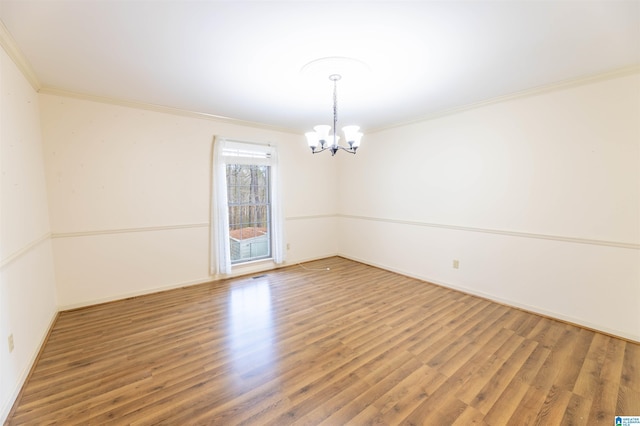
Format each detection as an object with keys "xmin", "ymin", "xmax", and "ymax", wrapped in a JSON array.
[
  {"xmin": 339, "ymin": 254, "xmax": 640, "ymax": 343},
  {"xmin": 58, "ymin": 253, "xmax": 340, "ymax": 311},
  {"xmin": 57, "ymin": 276, "xmax": 216, "ymax": 311},
  {"xmin": 1, "ymin": 308, "xmax": 58, "ymax": 424}
]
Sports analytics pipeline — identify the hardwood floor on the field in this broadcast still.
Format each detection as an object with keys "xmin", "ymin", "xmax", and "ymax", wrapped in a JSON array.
[{"xmin": 6, "ymin": 257, "xmax": 639, "ymax": 425}]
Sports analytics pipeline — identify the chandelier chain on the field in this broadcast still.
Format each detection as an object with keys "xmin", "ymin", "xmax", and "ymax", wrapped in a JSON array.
[{"xmin": 333, "ymin": 77, "xmax": 338, "ymax": 146}]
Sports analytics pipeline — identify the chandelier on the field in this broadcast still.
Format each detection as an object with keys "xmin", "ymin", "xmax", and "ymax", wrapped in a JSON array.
[{"xmin": 305, "ymin": 74, "xmax": 362, "ymax": 156}]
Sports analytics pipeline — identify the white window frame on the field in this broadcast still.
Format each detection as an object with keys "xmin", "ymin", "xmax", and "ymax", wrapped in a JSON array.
[{"xmin": 211, "ymin": 137, "xmax": 283, "ymax": 275}]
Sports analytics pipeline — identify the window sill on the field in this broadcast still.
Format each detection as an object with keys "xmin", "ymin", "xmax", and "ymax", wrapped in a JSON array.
[{"xmin": 229, "ymin": 258, "xmax": 277, "ymax": 276}]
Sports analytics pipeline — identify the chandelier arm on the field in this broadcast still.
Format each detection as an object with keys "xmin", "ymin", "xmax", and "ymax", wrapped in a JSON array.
[
  {"xmin": 311, "ymin": 146, "xmax": 329, "ymax": 154},
  {"xmin": 336, "ymin": 145, "xmax": 356, "ymax": 154},
  {"xmin": 311, "ymin": 145, "xmax": 355, "ymax": 155}
]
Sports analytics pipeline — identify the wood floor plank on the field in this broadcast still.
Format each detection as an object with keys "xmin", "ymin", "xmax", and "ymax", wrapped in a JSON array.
[
  {"xmin": 5, "ymin": 257, "xmax": 638, "ymax": 425},
  {"xmin": 470, "ymin": 338, "xmax": 539, "ymax": 414},
  {"xmin": 601, "ymin": 337, "xmax": 627, "ymax": 384},
  {"xmin": 616, "ymin": 384, "xmax": 640, "ymax": 417},
  {"xmin": 533, "ymin": 385, "xmax": 574, "ymax": 425},
  {"xmin": 587, "ymin": 378, "xmax": 621, "ymax": 425},
  {"xmin": 504, "ymin": 334, "xmax": 574, "ymax": 425},
  {"xmin": 321, "ymin": 353, "xmax": 422, "ymax": 424},
  {"xmin": 621, "ymin": 341, "xmax": 640, "ymax": 393},
  {"xmin": 573, "ymin": 332, "xmax": 610, "ymax": 398},
  {"xmin": 452, "ymin": 405, "xmax": 489, "ymax": 425},
  {"xmin": 482, "ymin": 344, "xmax": 550, "ymax": 425},
  {"xmin": 416, "ymin": 395, "xmax": 469, "ymax": 425},
  {"xmin": 375, "ymin": 364, "xmax": 448, "ymax": 424},
  {"xmin": 455, "ymin": 333, "xmax": 523, "ymax": 404},
  {"xmin": 560, "ymin": 392, "xmax": 594, "ymax": 426}
]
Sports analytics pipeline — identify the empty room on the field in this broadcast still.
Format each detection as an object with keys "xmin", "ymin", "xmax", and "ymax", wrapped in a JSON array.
[{"xmin": 1, "ymin": 1, "xmax": 639, "ymax": 425}]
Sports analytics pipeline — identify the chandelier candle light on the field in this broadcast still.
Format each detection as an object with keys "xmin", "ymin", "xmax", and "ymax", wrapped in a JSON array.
[{"xmin": 305, "ymin": 74, "xmax": 363, "ymax": 156}]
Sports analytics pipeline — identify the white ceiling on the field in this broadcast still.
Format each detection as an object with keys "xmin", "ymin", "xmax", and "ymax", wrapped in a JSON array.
[{"xmin": 1, "ymin": 1, "xmax": 638, "ymax": 133}]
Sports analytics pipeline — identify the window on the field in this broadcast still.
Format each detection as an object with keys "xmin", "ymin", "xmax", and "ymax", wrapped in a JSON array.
[
  {"xmin": 211, "ymin": 138, "xmax": 283, "ymax": 275},
  {"xmin": 226, "ymin": 163, "xmax": 271, "ymax": 263}
]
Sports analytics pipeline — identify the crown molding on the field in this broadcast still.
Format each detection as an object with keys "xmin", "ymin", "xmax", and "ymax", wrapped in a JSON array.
[
  {"xmin": 41, "ymin": 64, "xmax": 640, "ymax": 136},
  {"xmin": 38, "ymin": 86, "xmax": 300, "ymax": 134},
  {"xmin": 369, "ymin": 64, "xmax": 640, "ymax": 134},
  {"xmin": 0, "ymin": 19, "xmax": 41, "ymax": 91}
]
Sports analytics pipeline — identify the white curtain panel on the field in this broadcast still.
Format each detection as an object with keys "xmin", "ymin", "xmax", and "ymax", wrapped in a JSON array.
[
  {"xmin": 270, "ymin": 147, "xmax": 284, "ymax": 265},
  {"xmin": 211, "ymin": 137, "xmax": 232, "ymax": 275}
]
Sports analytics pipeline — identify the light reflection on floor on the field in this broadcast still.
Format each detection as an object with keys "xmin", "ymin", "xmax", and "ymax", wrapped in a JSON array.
[{"xmin": 226, "ymin": 277, "xmax": 277, "ymax": 389}]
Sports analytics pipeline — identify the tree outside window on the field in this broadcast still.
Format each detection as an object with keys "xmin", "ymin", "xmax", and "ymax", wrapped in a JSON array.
[{"xmin": 226, "ymin": 164, "xmax": 271, "ymax": 263}]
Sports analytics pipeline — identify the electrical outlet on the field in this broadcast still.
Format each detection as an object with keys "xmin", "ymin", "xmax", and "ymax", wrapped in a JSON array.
[
  {"xmin": 8, "ymin": 334, "xmax": 14, "ymax": 353},
  {"xmin": 286, "ymin": 243, "xmax": 290, "ymax": 250},
  {"xmin": 452, "ymin": 259, "xmax": 460, "ymax": 269}
]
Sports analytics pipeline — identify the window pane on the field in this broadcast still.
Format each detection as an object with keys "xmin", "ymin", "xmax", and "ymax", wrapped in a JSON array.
[{"xmin": 227, "ymin": 163, "xmax": 271, "ymax": 264}]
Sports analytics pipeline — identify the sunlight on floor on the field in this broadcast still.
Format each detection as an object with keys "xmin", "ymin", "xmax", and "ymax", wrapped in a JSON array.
[{"xmin": 227, "ymin": 278, "xmax": 277, "ymax": 388}]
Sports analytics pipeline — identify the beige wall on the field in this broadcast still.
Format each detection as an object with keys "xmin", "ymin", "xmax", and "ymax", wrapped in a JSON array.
[
  {"xmin": 0, "ymin": 48, "xmax": 57, "ymax": 420},
  {"xmin": 39, "ymin": 95, "xmax": 339, "ymax": 308},
  {"xmin": 337, "ymin": 71, "xmax": 640, "ymax": 341}
]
